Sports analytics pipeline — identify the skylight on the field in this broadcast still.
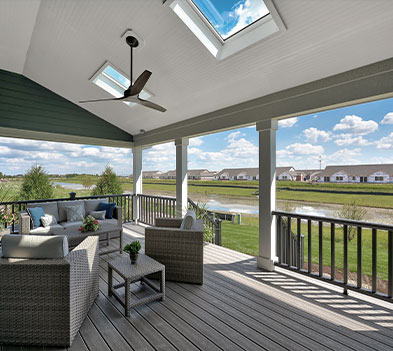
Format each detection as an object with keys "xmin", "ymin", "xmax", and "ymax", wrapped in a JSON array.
[
  {"xmin": 91, "ymin": 62, "xmax": 151, "ymax": 107},
  {"xmin": 191, "ymin": 0, "xmax": 270, "ymax": 40},
  {"xmin": 170, "ymin": 0, "xmax": 284, "ymax": 60}
]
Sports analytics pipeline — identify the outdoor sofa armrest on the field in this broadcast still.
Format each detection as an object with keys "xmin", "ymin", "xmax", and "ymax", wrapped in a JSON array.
[
  {"xmin": 154, "ymin": 217, "xmax": 183, "ymax": 228},
  {"xmin": 18, "ymin": 211, "xmax": 31, "ymax": 234},
  {"xmin": 113, "ymin": 206, "xmax": 122, "ymax": 228}
]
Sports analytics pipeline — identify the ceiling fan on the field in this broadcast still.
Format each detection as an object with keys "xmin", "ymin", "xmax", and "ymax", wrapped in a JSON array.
[{"xmin": 80, "ymin": 36, "xmax": 166, "ymax": 112}]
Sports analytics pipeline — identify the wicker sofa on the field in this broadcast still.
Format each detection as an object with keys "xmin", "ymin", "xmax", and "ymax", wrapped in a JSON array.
[
  {"xmin": 0, "ymin": 236, "xmax": 99, "ymax": 347},
  {"xmin": 145, "ymin": 217, "xmax": 204, "ymax": 284},
  {"xmin": 19, "ymin": 199, "xmax": 122, "ymax": 252}
]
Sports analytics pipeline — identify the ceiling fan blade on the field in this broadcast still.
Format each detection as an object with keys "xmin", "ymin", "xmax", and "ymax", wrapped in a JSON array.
[
  {"xmin": 130, "ymin": 70, "xmax": 152, "ymax": 96},
  {"xmin": 79, "ymin": 97, "xmax": 125, "ymax": 103},
  {"xmin": 137, "ymin": 96, "xmax": 166, "ymax": 112}
]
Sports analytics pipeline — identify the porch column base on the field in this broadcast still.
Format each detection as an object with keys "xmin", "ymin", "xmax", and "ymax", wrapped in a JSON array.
[{"xmin": 257, "ymin": 256, "xmax": 275, "ymax": 271}]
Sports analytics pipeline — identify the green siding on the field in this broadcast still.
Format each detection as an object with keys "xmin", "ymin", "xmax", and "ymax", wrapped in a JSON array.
[{"xmin": 0, "ymin": 69, "xmax": 133, "ymax": 142}]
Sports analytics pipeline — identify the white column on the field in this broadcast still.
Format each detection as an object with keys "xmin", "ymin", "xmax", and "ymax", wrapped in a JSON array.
[
  {"xmin": 175, "ymin": 138, "xmax": 189, "ymax": 218},
  {"xmin": 132, "ymin": 147, "xmax": 143, "ymax": 223},
  {"xmin": 256, "ymin": 120, "xmax": 278, "ymax": 271}
]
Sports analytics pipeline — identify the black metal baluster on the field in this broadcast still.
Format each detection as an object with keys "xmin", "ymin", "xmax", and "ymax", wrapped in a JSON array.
[
  {"xmin": 357, "ymin": 227, "xmax": 362, "ymax": 289},
  {"xmin": 331, "ymin": 223, "xmax": 335, "ymax": 281},
  {"xmin": 388, "ymin": 231, "xmax": 393, "ymax": 298},
  {"xmin": 372, "ymin": 228, "xmax": 377, "ymax": 294},
  {"xmin": 308, "ymin": 219, "xmax": 312, "ymax": 273},
  {"xmin": 319, "ymin": 221, "xmax": 323, "ymax": 277},
  {"xmin": 287, "ymin": 217, "xmax": 292, "ymax": 266},
  {"xmin": 277, "ymin": 216, "xmax": 282, "ymax": 265},
  {"xmin": 297, "ymin": 218, "xmax": 301, "ymax": 269},
  {"xmin": 11, "ymin": 204, "xmax": 15, "ymax": 233},
  {"xmin": 343, "ymin": 225, "xmax": 348, "ymax": 290}
]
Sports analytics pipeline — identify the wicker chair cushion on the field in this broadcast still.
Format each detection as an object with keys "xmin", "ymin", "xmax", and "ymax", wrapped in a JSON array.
[
  {"xmin": 26, "ymin": 206, "xmax": 45, "ymax": 228},
  {"xmin": 1, "ymin": 234, "xmax": 69, "ymax": 259},
  {"xmin": 180, "ymin": 210, "xmax": 196, "ymax": 230},
  {"xmin": 41, "ymin": 214, "xmax": 58, "ymax": 227},
  {"xmin": 26, "ymin": 202, "xmax": 60, "ymax": 222},
  {"xmin": 89, "ymin": 210, "xmax": 106, "ymax": 220}
]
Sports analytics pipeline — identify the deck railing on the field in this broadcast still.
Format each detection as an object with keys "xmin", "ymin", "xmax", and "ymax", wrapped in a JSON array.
[
  {"xmin": 273, "ymin": 210, "xmax": 393, "ymax": 301},
  {"xmin": 1, "ymin": 192, "xmax": 222, "ymax": 245},
  {"xmin": 2, "ymin": 193, "xmax": 133, "ymax": 233},
  {"xmin": 136, "ymin": 194, "xmax": 222, "ymax": 245}
]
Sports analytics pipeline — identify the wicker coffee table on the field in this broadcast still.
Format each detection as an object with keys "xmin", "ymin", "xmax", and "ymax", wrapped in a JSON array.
[{"xmin": 108, "ymin": 254, "xmax": 165, "ymax": 317}]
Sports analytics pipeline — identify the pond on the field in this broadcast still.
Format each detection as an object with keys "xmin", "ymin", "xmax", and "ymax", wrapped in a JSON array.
[
  {"xmin": 53, "ymin": 181, "xmax": 95, "ymax": 190},
  {"xmin": 143, "ymin": 190, "xmax": 393, "ymax": 225}
]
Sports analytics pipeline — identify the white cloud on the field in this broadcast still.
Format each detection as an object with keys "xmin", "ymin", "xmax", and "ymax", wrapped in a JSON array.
[
  {"xmin": 222, "ymin": 0, "xmax": 269, "ymax": 39},
  {"xmin": 381, "ymin": 112, "xmax": 393, "ymax": 124},
  {"xmin": 334, "ymin": 134, "xmax": 370, "ymax": 146},
  {"xmin": 333, "ymin": 115, "xmax": 378, "ymax": 135},
  {"xmin": 278, "ymin": 117, "xmax": 298, "ymax": 128},
  {"xmin": 277, "ymin": 143, "xmax": 324, "ymax": 157},
  {"xmin": 376, "ymin": 132, "xmax": 393, "ymax": 149},
  {"xmin": 303, "ymin": 128, "xmax": 331, "ymax": 143},
  {"xmin": 226, "ymin": 131, "xmax": 242, "ymax": 141},
  {"xmin": 326, "ymin": 148, "xmax": 361, "ymax": 165},
  {"xmin": 189, "ymin": 137, "xmax": 204, "ymax": 146}
]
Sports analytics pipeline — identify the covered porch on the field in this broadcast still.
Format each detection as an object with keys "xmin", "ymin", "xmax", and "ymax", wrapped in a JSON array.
[{"xmin": 1, "ymin": 0, "xmax": 393, "ymax": 349}]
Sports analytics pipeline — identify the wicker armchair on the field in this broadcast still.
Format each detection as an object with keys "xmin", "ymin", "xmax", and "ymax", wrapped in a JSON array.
[
  {"xmin": 0, "ymin": 236, "xmax": 99, "ymax": 347},
  {"xmin": 145, "ymin": 217, "xmax": 204, "ymax": 284}
]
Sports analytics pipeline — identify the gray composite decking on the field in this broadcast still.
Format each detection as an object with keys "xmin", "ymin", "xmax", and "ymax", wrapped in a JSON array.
[{"xmin": 3, "ymin": 223, "xmax": 393, "ymax": 351}]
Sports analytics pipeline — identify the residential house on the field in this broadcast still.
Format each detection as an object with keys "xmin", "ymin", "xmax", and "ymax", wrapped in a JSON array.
[
  {"xmin": 215, "ymin": 168, "xmax": 259, "ymax": 181},
  {"xmin": 316, "ymin": 164, "xmax": 393, "ymax": 183},
  {"xmin": 276, "ymin": 167, "xmax": 296, "ymax": 181},
  {"xmin": 142, "ymin": 171, "xmax": 163, "ymax": 179},
  {"xmin": 187, "ymin": 169, "xmax": 216, "ymax": 180}
]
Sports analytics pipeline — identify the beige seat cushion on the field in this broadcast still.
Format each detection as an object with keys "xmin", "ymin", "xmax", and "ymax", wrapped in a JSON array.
[
  {"xmin": 60, "ymin": 221, "xmax": 83, "ymax": 233},
  {"xmin": 2, "ymin": 234, "xmax": 69, "ymax": 259},
  {"xmin": 97, "ymin": 219, "xmax": 119, "ymax": 231}
]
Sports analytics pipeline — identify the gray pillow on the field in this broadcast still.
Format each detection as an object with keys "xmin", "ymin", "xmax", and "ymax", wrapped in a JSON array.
[
  {"xmin": 180, "ymin": 210, "xmax": 196, "ymax": 230},
  {"xmin": 89, "ymin": 210, "xmax": 106, "ymax": 220},
  {"xmin": 65, "ymin": 205, "xmax": 84, "ymax": 222},
  {"xmin": 2, "ymin": 234, "xmax": 69, "ymax": 259},
  {"xmin": 40, "ymin": 214, "xmax": 58, "ymax": 227}
]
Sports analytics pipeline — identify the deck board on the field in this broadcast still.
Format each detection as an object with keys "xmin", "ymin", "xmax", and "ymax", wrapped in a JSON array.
[{"xmin": 5, "ymin": 223, "xmax": 393, "ymax": 351}]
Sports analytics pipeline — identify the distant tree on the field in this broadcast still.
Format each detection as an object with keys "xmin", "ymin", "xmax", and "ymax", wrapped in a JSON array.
[
  {"xmin": 335, "ymin": 200, "xmax": 367, "ymax": 241},
  {"xmin": 92, "ymin": 166, "xmax": 123, "ymax": 195},
  {"xmin": 82, "ymin": 177, "xmax": 93, "ymax": 190},
  {"xmin": 20, "ymin": 165, "xmax": 54, "ymax": 200},
  {"xmin": 0, "ymin": 171, "xmax": 3, "ymax": 179}
]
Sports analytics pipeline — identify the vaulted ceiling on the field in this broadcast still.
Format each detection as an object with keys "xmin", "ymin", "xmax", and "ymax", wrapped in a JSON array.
[{"xmin": 1, "ymin": 0, "xmax": 393, "ymax": 141}]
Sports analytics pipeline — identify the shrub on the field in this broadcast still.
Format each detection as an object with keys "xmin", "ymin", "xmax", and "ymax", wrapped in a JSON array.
[
  {"xmin": 20, "ymin": 165, "xmax": 53, "ymax": 200},
  {"xmin": 92, "ymin": 165, "xmax": 122, "ymax": 195},
  {"xmin": 335, "ymin": 200, "xmax": 367, "ymax": 241}
]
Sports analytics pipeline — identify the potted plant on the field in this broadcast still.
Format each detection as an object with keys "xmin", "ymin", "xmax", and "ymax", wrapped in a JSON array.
[
  {"xmin": 79, "ymin": 215, "xmax": 99, "ymax": 232},
  {"xmin": 124, "ymin": 241, "xmax": 141, "ymax": 264}
]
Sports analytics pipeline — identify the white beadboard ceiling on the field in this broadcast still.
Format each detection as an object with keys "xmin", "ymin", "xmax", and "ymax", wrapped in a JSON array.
[{"xmin": 1, "ymin": 0, "xmax": 393, "ymax": 136}]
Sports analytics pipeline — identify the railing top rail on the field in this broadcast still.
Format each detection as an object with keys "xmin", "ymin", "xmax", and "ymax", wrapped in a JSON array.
[
  {"xmin": 273, "ymin": 210, "xmax": 393, "ymax": 231},
  {"xmin": 138, "ymin": 194, "xmax": 176, "ymax": 201},
  {"xmin": 0, "ymin": 193, "xmax": 132, "ymax": 206}
]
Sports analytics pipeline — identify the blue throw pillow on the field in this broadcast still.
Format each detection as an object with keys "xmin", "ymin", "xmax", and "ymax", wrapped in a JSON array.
[
  {"xmin": 98, "ymin": 202, "xmax": 116, "ymax": 219},
  {"xmin": 27, "ymin": 207, "xmax": 45, "ymax": 229}
]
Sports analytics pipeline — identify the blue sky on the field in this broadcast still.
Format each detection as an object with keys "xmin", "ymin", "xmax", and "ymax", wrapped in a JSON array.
[{"xmin": 0, "ymin": 97, "xmax": 392, "ymax": 175}]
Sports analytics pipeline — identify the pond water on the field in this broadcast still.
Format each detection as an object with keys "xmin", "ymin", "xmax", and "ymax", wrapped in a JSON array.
[
  {"xmin": 143, "ymin": 190, "xmax": 393, "ymax": 225},
  {"xmin": 53, "ymin": 181, "xmax": 95, "ymax": 190}
]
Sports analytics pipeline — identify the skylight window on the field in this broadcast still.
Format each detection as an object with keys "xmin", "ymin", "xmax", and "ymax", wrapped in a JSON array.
[
  {"xmin": 170, "ymin": 0, "xmax": 285, "ymax": 60},
  {"xmin": 191, "ymin": 0, "xmax": 270, "ymax": 40},
  {"xmin": 91, "ymin": 62, "xmax": 151, "ymax": 107}
]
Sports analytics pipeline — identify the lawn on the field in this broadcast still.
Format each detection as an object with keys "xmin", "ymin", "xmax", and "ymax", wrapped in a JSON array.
[{"xmin": 222, "ymin": 216, "xmax": 389, "ymax": 285}]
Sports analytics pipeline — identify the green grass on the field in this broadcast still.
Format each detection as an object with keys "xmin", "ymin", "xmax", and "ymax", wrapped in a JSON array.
[{"xmin": 222, "ymin": 216, "xmax": 389, "ymax": 282}]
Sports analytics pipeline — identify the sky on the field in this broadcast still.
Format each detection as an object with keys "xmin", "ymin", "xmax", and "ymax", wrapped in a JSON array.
[{"xmin": 1, "ymin": 97, "xmax": 393, "ymax": 176}]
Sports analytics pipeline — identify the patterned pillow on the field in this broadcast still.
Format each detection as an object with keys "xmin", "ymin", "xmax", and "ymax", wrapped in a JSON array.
[
  {"xmin": 65, "ymin": 205, "xmax": 84, "ymax": 222},
  {"xmin": 40, "ymin": 214, "xmax": 58, "ymax": 227},
  {"xmin": 89, "ymin": 210, "xmax": 106, "ymax": 220}
]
